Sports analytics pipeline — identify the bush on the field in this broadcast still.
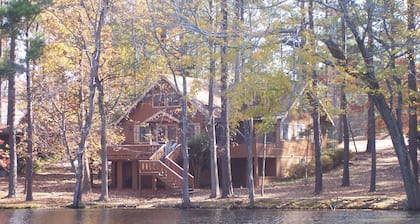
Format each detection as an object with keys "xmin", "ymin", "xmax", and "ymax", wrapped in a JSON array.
[
  {"xmin": 33, "ymin": 159, "xmax": 45, "ymax": 174},
  {"xmin": 321, "ymin": 154, "xmax": 334, "ymax": 171},
  {"xmin": 288, "ymin": 160, "xmax": 315, "ymax": 179},
  {"xmin": 287, "ymin": 148, "xmax": 354, "ymax": 179}
]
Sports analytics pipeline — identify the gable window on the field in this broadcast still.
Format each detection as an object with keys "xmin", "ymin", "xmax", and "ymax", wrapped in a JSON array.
[
  {"xmin": 152, "ymin": 92, "xmax": 180, "ymax": 107},
  {"xmin": 167, "ymin": 93, "xmax": 181, "ymax": 106},
  {"xmin": 294, "ymin": 124, "xmax": 306, "ymax": 140},
  {"xmin": 153, "ymin": 93, "xmax": 165, "ymax": 107}
]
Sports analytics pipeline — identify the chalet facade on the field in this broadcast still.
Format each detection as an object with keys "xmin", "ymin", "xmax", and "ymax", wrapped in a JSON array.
[
  {"xmin": 107, "ymin": 75, "xmax": 219, "ymax": 191},
  {"xmin": 108, "ymin": 75, "xmax": 333, "ymax": 192}
]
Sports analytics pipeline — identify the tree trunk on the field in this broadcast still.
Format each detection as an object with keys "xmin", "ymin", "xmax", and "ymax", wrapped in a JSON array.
[
  {"xmin": 72, "ymin": 144, "xmax": 85, "ymax": 208},
  {"xmin": 97, "ymin": 80, "xmax": 109, "ymax": 201},
  {"xmin": 208, "ymin": 60, "xmax": 220, "ymax": 199},
  {"xmin": 368, "ymin": 95, "xmax": 376, "ymax": 192},
  {"xmin": 220, "ymin": 0, "xmax": 233, "ymax": 198},
  {"xmin": 207, "ymin": 0, "xmax": 220, "ymax": 197},
  {"xmin": 246, "ymin": 119, "xmax": 255, "ymax": 208},
  {"xmin": 341, "ymin": 14, "xmax": 350, "ymax": 187},
  {"xmin": 407, "ymin": 0, "xmax": 418, "ymax": 182},
  {"xmin": 307, "ymin": 0, "xmax": 322, "ymax": 195},
  {"xmin": 372, "ymin": 94, "xmax": 420, "ymax": 209},
  {"xmin": 341, "ymin": 85, "xmax": 350, "ymax": 187},
  {"xmin": 365, "ymin": 8, "xmax": 376, "ymax": 155},
  {"xmin": 83, "ymin": 155, "xmax": 92, "ymax": 193},
  {"xmin": 72, "ymin": 0, "xmax": 109, "ymax": 208},
  {"xmin": 261, "ymin": 133, "xmax": 267, "ymax": 196},
  {"xmin": 25, "ymin": 33, "xmax": 34, "ymax": 201},
  {"xmin": 366, "ymin": 97, "xmax": 376, "ymax": 153},
  {"xmin": 7, "ymin": 35, "xmax": 17, "ymax": 198},
  {"xmin": 181, "ymin": 74, "xmax": 191, "ymax": 208}
]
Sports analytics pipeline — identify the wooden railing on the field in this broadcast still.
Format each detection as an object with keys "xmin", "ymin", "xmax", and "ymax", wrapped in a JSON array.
[
  {"xmin": 165, "ymin": 146, "xmax": 194, "ymax": 188},
  {"xmin": 139, "ymin": 160, "xmax": 183, "ymax": 189},
  {"xmin": 149, "ymin": 144, "xmax": 166, "ymax": 161},
  {"xmin": 166, "ymin": 144, "xmax": 182, "ymax": 161}
]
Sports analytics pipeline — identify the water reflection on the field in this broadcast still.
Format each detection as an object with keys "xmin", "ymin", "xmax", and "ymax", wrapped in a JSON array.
[{"xmin": 1, "ymin": 208, "xmax": 420, "ymax": 224}]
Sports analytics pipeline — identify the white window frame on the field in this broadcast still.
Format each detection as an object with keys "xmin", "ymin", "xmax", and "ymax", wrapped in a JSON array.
[{"xmin": 294, "ymin": 123, "xmax": 306, "ymax": 140}]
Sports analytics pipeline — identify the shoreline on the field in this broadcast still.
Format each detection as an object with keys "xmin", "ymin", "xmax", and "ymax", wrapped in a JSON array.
[{"xmin": 0, "ymin": 144, "xmax": 409, "ymax": 211}]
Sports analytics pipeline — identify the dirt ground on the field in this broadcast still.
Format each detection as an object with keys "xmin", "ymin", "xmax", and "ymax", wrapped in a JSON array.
[{"xmin": 0, "ymin": 138, "xmax": 409, "ymax": 210}]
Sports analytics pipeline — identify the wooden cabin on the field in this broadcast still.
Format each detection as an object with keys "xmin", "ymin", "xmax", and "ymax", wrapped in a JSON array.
[
  {"xmin": 108, "ymin": 75, "xmax": 333, "ymax": 192},
  {"xmin": 107, "ymin": 75, "xmax": 220, "ymax": 191}
]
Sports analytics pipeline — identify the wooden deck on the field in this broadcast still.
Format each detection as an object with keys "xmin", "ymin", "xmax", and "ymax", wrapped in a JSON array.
[{"xmin": 108, "ymin": 143, "xmax": 194, "ymax": 192}]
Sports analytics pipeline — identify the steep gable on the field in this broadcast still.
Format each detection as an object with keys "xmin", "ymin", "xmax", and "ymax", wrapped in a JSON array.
[{"xmin": 116, "ymin": 75, "xmax": 221, "ymax": 124}]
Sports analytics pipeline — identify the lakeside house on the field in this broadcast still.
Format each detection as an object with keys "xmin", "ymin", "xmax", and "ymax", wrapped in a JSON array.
[{"xmin": 107, "ymin": 75, "xmax": 334, "ymax": 192}]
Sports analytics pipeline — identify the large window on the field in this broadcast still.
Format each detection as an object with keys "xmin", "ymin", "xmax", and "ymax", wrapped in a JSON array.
[
  {"xmin": 294, "ymin": 124, "xmax": 306, "ymax": 140},
  {"xmin": 152, "ymin": 92, "xmax": 180, "ymax": 107},
  {"xmin": 152, "ymin": 94, "xmax": 165, "ymax": 107},
  {"xmin": 135, "ymin": 124, "xmax": 178, "ymax": 143},
  {"xmin": 167, "ymin": 93, "xmax": 181, "ymax": 106}
]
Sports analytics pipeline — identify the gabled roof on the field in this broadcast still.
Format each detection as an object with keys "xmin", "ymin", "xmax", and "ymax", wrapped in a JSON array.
[
  {"xmin": 116, "ymin": 75, "xmax": 221, "ymax": 124},
  {"xmin": 277, "ymin": 82, "xmax": 335, "ymax": 127},
  {"xmin": 143, "ymin": 111, "xmax": 180, "ymax": 124}
]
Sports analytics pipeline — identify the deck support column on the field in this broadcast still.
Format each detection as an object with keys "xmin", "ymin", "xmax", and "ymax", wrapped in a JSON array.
[
  {"xmin": 152, "ymin": 174, "xmax": 157, "ymax": 193},
  {"xmin": 117, "ymin": 161, "xmax": 123, "ymax": 190}
]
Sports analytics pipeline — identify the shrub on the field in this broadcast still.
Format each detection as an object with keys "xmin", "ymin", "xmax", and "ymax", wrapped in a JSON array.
[
  {"xmin": 287, "ymin": 148, "xmax": 354, "ymax": 179},
  {"xmin": 321, "ymin": 154, "xmax": 334, "ymax": 171}
]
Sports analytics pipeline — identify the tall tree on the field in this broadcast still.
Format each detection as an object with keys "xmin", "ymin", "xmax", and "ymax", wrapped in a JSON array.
[
  {"xmin": 97, "ymin": 77, "xmax": 108, "ymax": 201},
  {"xmin": 340, "ymin": 0, "xmax": 420, "ymax": 209},
  {"xmin": 307, "ymin": 0, "xmax": 323, "ymax": 195},
  {"xmin": 220, "ymin": 0, "xmax": 233, "ymax": 198},
  {"xmin": 340, "ymin": 12, "xmax": 350, "ymax": 187},
  {"xmin": 368, "ymin": 95, "xmax": 376, "ymax": 192},
  {"xmin": 25, "ymin": 30, "xmax": 45, "ymax": 201},
  {"xmin": 206, "ymin": 0, "xmax": 219, "ymax": 199},
  {"xmin": 72, "ymin": 0, "xmax": 110, "ymax": 208},
  {"xmin": 406, "ymin": 0, "xmax": 418, "ymax": 181},
  {"xmin": 0, "ymin": 0, "xmax": 42, "ymax": 198}
]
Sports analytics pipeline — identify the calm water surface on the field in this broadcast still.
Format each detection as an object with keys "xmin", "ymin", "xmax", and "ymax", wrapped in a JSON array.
[{"xmin": 1, "ymin": 208, "xmax": 420, "ymax": 224}]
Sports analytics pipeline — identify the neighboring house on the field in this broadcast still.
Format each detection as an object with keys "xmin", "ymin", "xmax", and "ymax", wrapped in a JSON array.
[
  {"xmin": 108, "ymin": 75, "xmax": 334, "ymax": 192},
  {"xmin": 230, "ymin": 87, "xmax": 335, "ymax": 188},
  {"xmin": 107, "ymin": 75, "xmax": 220, "ymax": 191}
]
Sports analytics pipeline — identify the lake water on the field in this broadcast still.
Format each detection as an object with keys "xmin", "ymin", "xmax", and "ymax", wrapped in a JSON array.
[{"xmin": 1, "ymin": 208, "xmax": 420, "ymax": 224}]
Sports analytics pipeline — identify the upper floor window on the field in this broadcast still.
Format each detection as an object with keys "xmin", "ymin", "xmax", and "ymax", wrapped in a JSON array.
[
  {"xmin": 152, "ymin": 92, "xmax": 180, "ymax": 107},
  {"xmin": 294, "ymin": 124, "xmax": 306, "ymax": 140},
  {"xmin": 134, "ymin": 124, "xmax": 178, "ymax": 143},
  {"xmin": 281, "ymin": 122, "xmax": 289, "ymax": 141},
  {"xmin": 167, "ymin": 93, "xmax": 181, "ymax": 106},
  {"xmin": 153, "ymin": 93, "xmax": 165, "ymax": 107}
]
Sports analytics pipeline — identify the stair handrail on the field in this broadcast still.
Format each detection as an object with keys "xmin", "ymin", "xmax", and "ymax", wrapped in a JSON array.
[
  {"xmin": 149, "ymin": 144, "xmax": 166, "ymax": 161},
  {"xmin": 164, "ymin": 145, "xmax": 194, "ymax": 188}
]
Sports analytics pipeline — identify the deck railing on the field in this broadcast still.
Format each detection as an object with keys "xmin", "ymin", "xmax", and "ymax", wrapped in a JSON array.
[
  {"xmin": 165, "ymin": 145, "xmax": 194, "ymax": 188},
  {"xmin": 139, "ymin": 160, "xmax": 183, "ymax": 189}
]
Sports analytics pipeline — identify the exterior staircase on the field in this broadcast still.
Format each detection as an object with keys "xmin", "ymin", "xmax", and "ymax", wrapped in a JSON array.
[{"xmin": 139, "ymin": 143, "xmax": 194, "ymax": 190}]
